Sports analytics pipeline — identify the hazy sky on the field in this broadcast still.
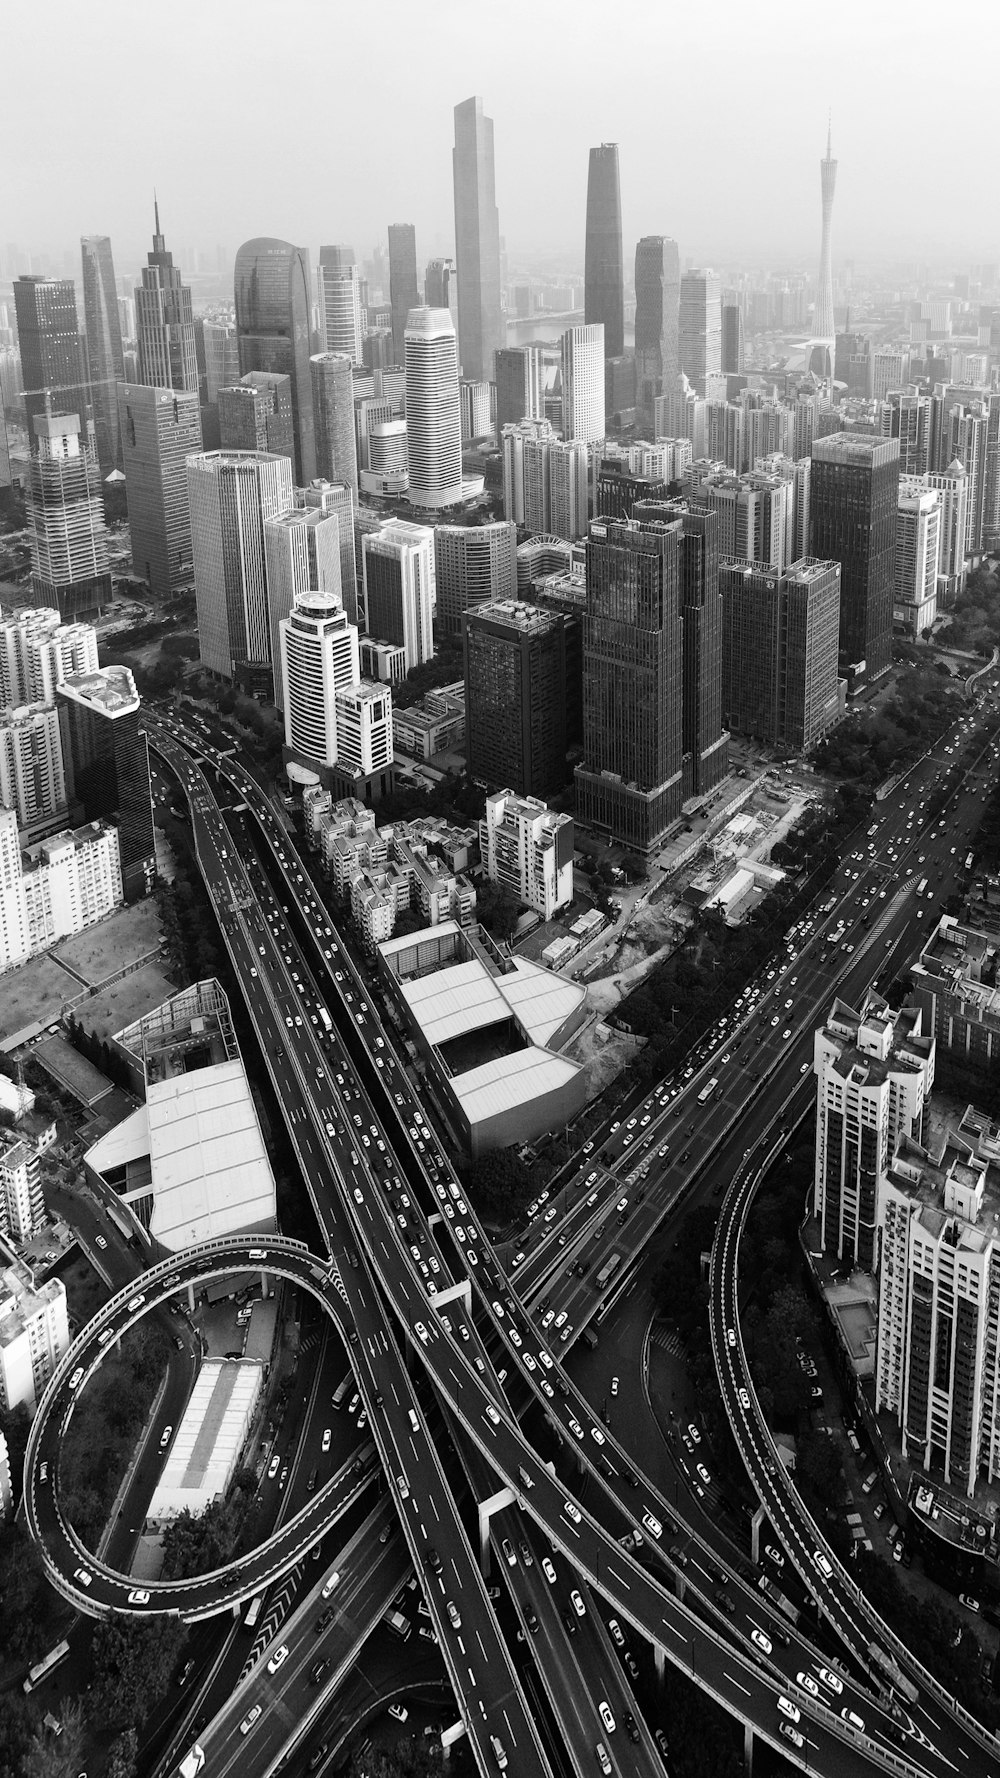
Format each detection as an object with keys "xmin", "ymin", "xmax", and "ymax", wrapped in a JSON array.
[{"xmin": 5, "ymin": 0, "xmax": 998, "ymax": 277}]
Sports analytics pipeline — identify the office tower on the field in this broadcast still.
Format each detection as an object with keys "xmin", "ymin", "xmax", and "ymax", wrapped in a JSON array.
[
  {"xmin": 605, "ymin": 355, "xmax": 636, "ymax": 421},
  {"xmin": 719, "ymin": 556, "xmax": 841, "ymax": 750},
  {"xmin": 481, "ymin": 790, "xmax": 574, "ymax": 922},
  {"xmin": 927, "ymin": 462, "xmax": 969, "ymax": 605},
  {"xmin": 27, "ymin": 413, "xmax": 112, "ymax": 619},
  {"xmin": 871, "ymin": 350, "xmax": 906, "ymax": 402},
  {"xmin": 756, "ymin": 453, "xmax": 812, "ymax": 566},
  {"xmin": 495, "ymin": 346, "xmax": 542, "ymax": 437},
  {"xmin": 13, "ymin": 276, "xmax": 90, "ymax": 446},
  {"xmin": 318, "ymin": 246, "xmax": 363, "ymax": 364},
  {"xmin": 634, "ymin": 236, "xmax": 681, "ymax": 423},
  {"xmin": 943, "ymin": 404, "xmax": 988, "ymax": 558},
  {"xmin": 117, "ymin": 383, "xmax": 202, "ymax": 597},
  {"xmin": 424, "ymin": 257, "xmax": 457, "ymax": 316},
  {"xmin": 0, "ymin": 1261, "xmax": 69, "ymax": 1414},
  {"xmin": 0, "ymin": 608, "xmax": 98, "ymax": 709},
  {"xmin": 880, "ymin": 389, "xmax": 930, "ymax": 477},
  {"xmin": 388, "ymin": 223, "xmax": 420, "ymax": 366},
  {"xmin": 334, "ymin": 683, "xmax": 394, "ymax": 791},
  {"xmin": 705, "ymin": 403, "xmax": 745, "ymax": 475},
  {"xmin": 575, "ymin": 517, "xmax": 683, "ymax": 850},
  {"xmin": 813, "ymin": 992, "xmax": 934, "ymax": 1268},
  {"xmin": 264, "ymin": 502, "xmax": 343, "ymax": 705},
  {"xmin": 300, "ymin": 479, "xmax": 358, "ymax": 624},
  {"xmin": 464, "ymin": 601, "xmax": 567, "ymax": 797},
  {"xmin": 134, "ymin": 203, "xmax": 199, "ymax": 393},
  {"xmin": 0, "ymin": 704, "xmax": 70, "ymax": 837},
  {"xmin": 597, "ymin": 460, "xmax": 669, "ymax": 523},
  {"xmin": 434, "ymin": 521, "xmax": 517, "ymax": 638},
  {"xmin": 234, "ymin": 238, "xmax": 315, "ymax": 484},
  {"xmin": 638, "ymin": 499, "xmax": 728, "ymax": 797},
  {"xmin": 362, "ymin": 520, "xmax": 434, "ymax": 668},
  {"xmin": 584, "ymin": 145, "xmax": 624, "ymax": 359},
  {"xmin": 894, "ymin": 485, "xmax": 941, "ymax": 637},
  {"xmin": 80, "ymin": 236, "xmax": 125, "ymax": 475},
  {"xmin": 561, "ymin": 324, "xmax": 605, "ymax": 444},
  {"xmin": 459, "ymin": 379, "xmax": 491, "ymax": 441},
  {"xmin": 453, "ymin": 95, "xmax": 502, "ymax": 382},
  {"xmin": 806, "ymin": 124, "xmax": 838, "ymax": 381},
  {"xmin": 368, "ymin": 421, "xmax": 407, "ymax": 476},
  {"xmin": 200, "ymin": 320, "xmax": 240, "ymax": 402},
  {"xmin": 679, "ymin": 271, "xmax": 722, "ymax": 396},
  {"xmin": 57, "ymin": 665, "xmax": 156, "ymax": 902},
  {"xmin": 721, "ymin": 303, "xmax": 744, "ymax": 375},
  {"xmin": 810, "ymin": 433, "xmax": 900, "ymax": 685},
  {"xmin": 218, "ymin": 373, "xmax": 294, "ymax": 460},
  {"xmin": 310, "ymin": 352, "xmax": 359, "ymax": 499},
  {"xmin": 186, "ymin": 450, "xmax": 294, "ymax": 683},
  {"xmin": 696, "ymin": 471, "xmax": 790, "ymax": 570},
  {"xmin": 404, "ymin": 307, "xmax": 464, "ymax": 509},
  {"xmin": 355, "ymin": 393, "xmax": 394, "ymax": 472},
  {"xmin": 280, "ymin": 589, "xmax": 360, "ymax": 770},
  {"xmin": 501, "ymin": 419, "xmax": 588, "ymax": 540}
]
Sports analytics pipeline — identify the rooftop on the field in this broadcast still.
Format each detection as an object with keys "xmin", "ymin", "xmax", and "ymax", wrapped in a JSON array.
[{"xmin": 58, "ymin": 664, "xmax": 140, "ymax": 719}]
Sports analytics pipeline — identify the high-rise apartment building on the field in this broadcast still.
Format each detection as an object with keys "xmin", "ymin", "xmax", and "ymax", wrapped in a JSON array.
[
  {"xmin": 0, "ymin": 607, "xmax": 98, "ymax": 709},
  {"xmin": 575, "ymin": 517, "xmax": 683, "ymax": 850},
  {"xmin": 280, "ymin": 590, "xmax": 360, "ymax": 771},
  {"xmin": 679, "ymin": 271, "xmax": 722, "ymax": 396},
  {"xmin": 318, "ymin": 247, "xmax": 363, "ymax": 364},
  {"xmin": 755, "ymin": 453, "xmax": 812, "ymax": 566},
  {"xmin": 480, "ymin": 789, "xmax": 574, "ymax": 922},
  {"xmin": 0, "ymin": 1137, "xmax": 44, "ymax": 1243},
  {"xmin": 464, "ymin": 601, "xmax": 567, "ymax": 799},
  {"xmin": 310, "ymin": 352, "xmax": 358, "ymax": 499},
  {"xmin": 810, "ymin": 432, "xmax": 900, "ymax": 685},
  {"xmin": 927, "ymin": 461, "xmax": 969, "ymax": 605},
  {"xmin": 0, "ymin": 1262, "xmax": 70, "ymax": 1414},
  {"xmin": 634, "ymin": 236, "xmax": 680, "ymax": 422},
  {"xmin": 264, "ymin": 502, "xmax": 343, "ymax": 706},
  {"xmin": 584, "ymin": 145, "xmax": 624, "ymax": 359},
  {"xmin": 561, "ymin": 324, "xmax": 605, "ymax": 444},
  {"xmin": 57, "ymin": 665, "xmax": 155, "ymax": 902},
  {"xmin": 404, "ymin": 307, "xmax": 464, "ymax": 509},
  {"xmin": 434, "ymin": 521, "xmax": 517, "ymax": 639},
  {"xmin": 453, "ymin": 96, "xmax": 502, "ymax": 382},
  {"xmin": 234, "ymin": 238, "xmax": 315, "ymax": 484},
  {"xmin": 134, "ymin": 204, "xmax": 199, "ymax": 394},
  {"xmin": 13, "ymin": 276, "xmax": 90, "ymax": 447},
  {"xmin": 495, "ymin": 346, "xmax": 543, "ymax": 438},
  {"xmin": 218, "ymin": 373, "xmax": 294, "ymax": 461},
  {"xmin": 872, "ymin": 349, "xmax": 906, "ymax": 402},
  {"xmin": 388, "ymin": 224, "xmax": 420, "ymax": 366},
  {"xmin": 27, "ymin": 413, "xmax": 112, "ymax": 619},
  {"xmin": 186, "ymin": 449, "xmax": 294, "ymax": 683},
  {"xmin": 0, "ymin": 703, "xmax": 70, "ymax": 838},
  {"xmin": 0, "ymin": 805, "xmax": 30, "ymax": 971},
  {"xmin": 894, "ymin": 484, "xmax": 941, "ymax": 637},
  {"xmin": 692, "ymin": 471, "xmax": 790, "ymax": 570},
  {"xmin": 813, "ymin": 993, "xmax": 934, "ymax": 1269},
  {"xmin": 80, "ymin": 236, "xmax": 124, "ymax": 475},
  {"xmin": 719, "ymin": 555, "xmax": 841, "ymax": 750},
  {"xmin": 362, "ymin": 520, "xmax": 434, "ymax": 670},
  {"xmin": 118, "ymin": 383, "xmax": 202, "ymax": 597}
]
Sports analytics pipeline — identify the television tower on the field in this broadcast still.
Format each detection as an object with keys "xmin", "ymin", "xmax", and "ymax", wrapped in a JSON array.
[{"xmin": 807, "ymin": 118, "xmax": 838, "ymax": 382}]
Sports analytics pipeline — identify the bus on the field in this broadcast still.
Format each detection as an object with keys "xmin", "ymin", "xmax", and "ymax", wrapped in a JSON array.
[
  {"xmin": 23, "ymin": 1639, "xmax": 70, "ymax": 1692},
  {"xmin": 595, "ymin": 1254, "xmax": 622, "ymax": 1292},
  {"xmin": 916, "ymin": 878, "xmax": 928, "ymax": 897},
  {"xmin": 332, "ymin": 1374, "xmax": 352, "ymax": 1409},
  {"xmin": 697, "ymin": 1077, "xmax": 719, "ymax": 1106},
  {"xmin": 318, "ymin": 1007, "xmax": 333, "ymax": 1034},
  {"xmin": 244, "ymin": 1594, "xmax": 264, "ymax": 1629}
]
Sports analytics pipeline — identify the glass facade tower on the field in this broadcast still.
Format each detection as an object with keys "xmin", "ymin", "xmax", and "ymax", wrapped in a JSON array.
[{"xmin": 234, "ymin": 238, "xmax": 315, "ymax": 485}]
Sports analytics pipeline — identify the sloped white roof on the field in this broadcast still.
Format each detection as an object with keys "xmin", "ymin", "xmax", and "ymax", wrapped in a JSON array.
[
  {"xmin": 400, "ymin": 960, "xmax": 510, "ymax": 1047},
  {"xmin": 149, "ymin": 1359, "xmax": 263, "ymax": 1522},
  {"xmin": 145, "ymin": 1058, "xmax": 276, "ymax": 1252},
  {"xmin": 452, "ymin": 1048, "xmax": 580, "ymax": 1124},
  {"xmin": 498, "ymin": 960, "xmax": 585, "ymax": 1047}
]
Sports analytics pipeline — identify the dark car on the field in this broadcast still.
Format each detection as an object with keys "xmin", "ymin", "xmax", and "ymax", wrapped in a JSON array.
[{"xmin": 310, "ymin": 1657, "xmax": 331, "ymax": 1685}]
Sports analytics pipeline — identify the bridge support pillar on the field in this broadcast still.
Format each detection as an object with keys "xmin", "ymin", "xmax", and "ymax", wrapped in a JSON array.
[
  {"xmin": 654, "ymin": 1645, "xmax": 665, "ymax": 1683},
  {"xmin": 743, "ymin": 1721, "xmax": 754, "ymax": 1774},
  {"xmin": 441, "ymin": 1722, "xmax": 466, "ymax": 1759},
  {"xmin": 477, "ymin": 1487, "xmax": 516, "ymax": 1576},
  {"xmin": 750, "ymin": 1505, "xmax": 765, "ymax": 1567},
  {"xmin": 186, "ymin": 1283, "xmax": 196, "ymax": 1315}
]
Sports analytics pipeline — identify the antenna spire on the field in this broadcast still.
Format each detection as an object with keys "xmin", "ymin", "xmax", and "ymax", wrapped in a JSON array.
[
  {"xmin": 154, "ymin": 190, "xmax": 161, "ymax": 239},
  {"xmin": 826, "ymin": 112, "xmax": 832, "ymax": 159}
]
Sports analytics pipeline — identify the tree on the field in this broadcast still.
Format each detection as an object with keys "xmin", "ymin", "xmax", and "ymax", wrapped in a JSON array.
[
  {"xmin": 797, "ymin": 1431, "xmax": 846, "ymax": 1510},
  {"xmin": 475, "ymin": 877, "xmax": 521, "ymax": 942},
  {"xmin": 105, "ymin": 1729, "xmax": 138, "ymax": 1778},
  {"xmin": 160, "ymin": 1499, "xmax": 239, "ymax": 1579},
  {"xmin": 461, "ymin": 1148, "xmax": 535, "ymax": 1217},
  {"xmin": 91, "ymin": 1618, "xmax": 187, "ymax": 1727},
  {"xmin": 20, "ymin": 1698, "xmax": 85, "ymax": 1778}
]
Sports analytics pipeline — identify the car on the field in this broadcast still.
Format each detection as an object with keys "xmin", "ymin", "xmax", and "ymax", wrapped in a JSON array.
[
  {"xmin": 841, "ymin": 1708, "xmax": 865, "ymax": 1732},
  {"xmin": 959, "ymin": 1594, "xmax": 981, "ymax": 1612},
  {"xmin": 642, "ymin": 1511, "xmax": 662, "ymax": 1538},
  {"xmin": 687, "ymin": 1423, "xmax": 701, "ymax": 1445},
  {"xmin": 607, "ymin": 1616, "xmax": 625, "ymax": 1646},
  {"xmin": 738, "ymin": 1387, "xmax": 751, "ymax": 1410},
  {"xmin": 764, "ymin": 1544, "xmax": 784, "ymax": 1568},
  {"xmin": 797, "ymin": 1671, "xmax": 820, "ymax": 1697},
  {"xmin": 446, "ymin": 1600, "xmax": 461, "ymax": 1630},
  {"xmin": 598, "ymin": 1701, "xmax": 616, "ymax": 1733},
  {"xmin": 813, "ymin": 1550, "xmax": 833, "ymax": 1579},
  {"xmin": 751, "ymin": 1629, "xmax": 772, "ymax": 1654},
  {"xmin": 591, "ymin": 1427, "xmax": 606, "ymax": 1446},
  {"xmin": 518, "ymin": 1542, "xmax": 533, "ymax": 1567},
  {"xmin": 486, "ymin": 1405, "xmax": 501, "ymax": 1425},
  {"xmin": 240, "ymin": 1705, "xmax": 263, "ymax": 1735},
  {"xmin": 427, "ymin": 1546, "xmax": 442, "ymax": 1573},
  {"xmin": 501, "ymin": 1538, "xmax": 517, "ymax": 1567},
  {"xmin": 595, "ymin": 1742, "xmax": 612, "ymax": 1774},
  {"xmin": 570, "ymin": 1589, "xmax": 586, "ymax": 1617},
  {"xmin": 817, "ymin": 1667, "xmax": 843, "ymax": 1694},
  {"xmin": 396, "ymin": 1474, "xmax": 409, "ymax": 1499},
  {"xmin": 388, "ymin": 1704, "xmax": 409, "ymax": 1722},
  {"xmin": 777, "ymin": 1697, "xmax": 800, "ymax": 1723},
  {"xmin": 568, "ymin": 1417, "xmax": 584, "ymax": 1440},
  {"xmin": 872, "ymin": 1502, "xmax": 885, "ymax": 1521},
  {"xmin": 68, "ymin": 1366, "xmax": 85, "ymax": 1390},
  {"xmin": 95, "ymin": 1234, "xmax": 107, "ymax": 1250},
  {"xmin": 415, "ymin": 1322, "xmax": 429, "ymax": 1344},
  {"xmin": 564, "ymin": 1501, "xmax": 582, "ymax": 1524},
  {"xmin": 159, "ymin": 1425, "xmax": 173, "ymax": 1450},
  {"xmin": 310, "ymin": 1656, "xmax": 331, "ymax": 1685},
  {"xmin": 779, "ymin": 1722, "xmax": 804, "ymax": 1749},
  {"xmin": 611, "ymin": 1376, "xmax": 619, "ymax": 1397},
  {"xmin": 267, "ymin": 1453, "xmax": 280, "ymax": 1478},
  {"xmin": 267, "ymin": 1644, "xmax": 289, "ymax": 1674},
  {"xmin": 562, "ymin": 1609, "xmax": 578, "ymax": 1636},
  {"xmin": 727, "ymin": 1327, "xmax": 736, "ymax": 1346},
  {"xmin": 654, "ymin": 1730, "xmax": 669, "ymax": 1758},
  {"xmin": 128, "ymin": 1588, "xmax": 150, "ymax": 1603},
  {"xmin": 696, "ymin": 1463, "xmax": 711, "ymax": 1486}
]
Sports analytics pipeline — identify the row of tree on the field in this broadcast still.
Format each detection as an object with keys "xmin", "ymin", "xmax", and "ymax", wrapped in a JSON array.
[{"xmin": 60, "ymin": 1322, "xmax": 172, "ymax": 1550}]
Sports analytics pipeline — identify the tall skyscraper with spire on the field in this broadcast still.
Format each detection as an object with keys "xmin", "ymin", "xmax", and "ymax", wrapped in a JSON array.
[
  {"xmin": 584, "ymin": 144, "xmax": 624, "ymax": 360},
  {"xmin": 807, "ymin": 122, "xmax": 838, "ymax": 381},
  {"xmin": 135, "ymin": 201, "xmax": 199, "ymax": 394},
  {"xmin": 452, "ymin": 96, "xmax": 502, "ymax": 382},
  {"xmin": 80, "ymin": 236, "xmax": 125, "ymax": 476}
]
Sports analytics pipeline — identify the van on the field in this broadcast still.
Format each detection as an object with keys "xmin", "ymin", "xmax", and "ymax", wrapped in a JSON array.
[
  {"xmin": 518, "ymin": 1465, "xmax": 535, "ymax": 1490},
  {"xmin": 861, "ymin": 1471, "xmax": 878, "ymax": 1495},
  {"xmin": 408, "ymin": 1408, "xmax": 419, "ymax": 1432},
  {"xmin": 384, "ymin": 1608, "xmax": 411, "ymax": 1640},
  {"xmin": 490, "ymin": 1735, "xmax": 508, "ymax": 1771},
  {"xmin": 321, "ymin": 1569, "xmax": 342, "ymax": 1598}
]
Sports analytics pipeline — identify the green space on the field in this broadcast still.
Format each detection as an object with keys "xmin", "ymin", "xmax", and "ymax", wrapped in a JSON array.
[{"xmin": 60, "ymin": 1320, "xmax": 173, "ymax": 1551}]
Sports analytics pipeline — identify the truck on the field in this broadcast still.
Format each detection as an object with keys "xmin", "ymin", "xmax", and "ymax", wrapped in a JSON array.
[
  {"xmin": 595, "ymin": 1254, "xmax": 622, "ymax": 1293},
  {"xmin": 318, "ymin": 1006, "xmax": 333, "ymax": 1034},
  {"xmin": 916, "ymin": 878, "xmax": 928, "ymax": 897},
  {"xmin": 697, "ymin": 1077, "xmax": 720, "ymax": 1105},
  {"xmin": 756, "ymin": 1573, "xmax": 800, "ymax": 1625}
]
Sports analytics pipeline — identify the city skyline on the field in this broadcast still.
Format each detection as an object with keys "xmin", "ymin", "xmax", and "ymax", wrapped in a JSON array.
[{"xmin": 4, "ymin": 1, "xmax": 998, "ymax": 270}]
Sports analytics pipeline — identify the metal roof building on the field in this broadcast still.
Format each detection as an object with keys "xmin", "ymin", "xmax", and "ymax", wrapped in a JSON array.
[{"xmin": 148, "ymin": 1358, "xmax": 263, "ymax": 1527}]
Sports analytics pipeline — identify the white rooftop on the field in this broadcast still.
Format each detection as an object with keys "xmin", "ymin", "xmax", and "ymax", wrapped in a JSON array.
[
  {"xmin": 149, "ymin": 1358, "xmax": 263, "ymax": 1523},
  {"xmin": 145, "ymin": 1059, "xmax": 276, "ymax": 1252},
  {"xmin": 451, "ymin": 1048, "xmax": 580, "ymax": 1124}
]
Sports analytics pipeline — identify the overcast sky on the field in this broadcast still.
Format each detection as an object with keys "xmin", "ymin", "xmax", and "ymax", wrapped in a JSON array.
[{"xmin": 5, "ymin": 0, "xmax": 997, "ymax": 279}]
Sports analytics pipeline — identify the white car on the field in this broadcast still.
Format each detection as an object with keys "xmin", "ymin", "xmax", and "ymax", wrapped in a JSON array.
[
  {"xmin": 598, "ymin": 1701, "xmax": 615, "ymax": 1733},
  {"xmin": 321, "ymin": 1428, "xmax": 331, "ymax": 1453},
  {"xmin": 817, "ymin": 1667, "xmax": 843, "ymax": 1694},
  {"xmin": 128, "ymin": 1588, "xmax": 150, "ymax": 1604},
  {"xmin": 570, "ymin": 1589, "xmax": 586, "ymax": 1618},
  {"xmin": 777, "ymin": 1697, "xmax": 800, "ymax": 1723},
  {"xmin": 542, "ymin": 1558, "xmax": 557, "ymax": 1584},
  {"xmin": 751, "ymin": 1628, "xmax": 772, "ymax": 1654},
  {"xmin": 797, "ymin": 1672, "xmax": 820, "ymax": 1697}
]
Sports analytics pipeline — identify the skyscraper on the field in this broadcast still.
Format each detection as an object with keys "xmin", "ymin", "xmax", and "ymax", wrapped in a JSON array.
[
  {"xmin": 495, "ymin": 346, "xmax": 542, "ymax": 437},
  {"xmin": 719, "ymin": 555, "xmax": 841, "ymax": 750},
  {"xmin": 464, "ymin": 601, "xmax": 567, "ymax": 798},
  {"xmin": 679, "ymin": 271, "xmax": 722, "ymax": 396},
  {"xmin": 318, "ymin": 246, "xmax": 363, "ymax": 364},
  {"xmin": 310, "ymin": 352, "xmax": 358, "ymax": 498},
  {"xmin": 501, "ymin": 419, "xmax": 589, "ymax": 541},
  {"xmin": 634, "ymin": 236, "xmax": 680, "ymax": 424},
  {"xmin": 894, "ymin": 484, "xmax": 941, "ymax": 637},
  {"xmin": 134, "ymin": 203, "xmax": 199, "ymax": 394},
  {"xmin": 27, "ymin": 413, "xmax": 112, "ymax": 619},
  {"xmin": 575, "ymin": 517, "xmax": 684, "ymax": 851},
  {"xmin": 80, "ymin": 236, "xmax": 125, "ymax": 475},
  {"xmin": 234, "ymin": 238, "xmax": 315, "ymax": 484},
  {"xmin": 434, "ymin": 521, "xmax": 517, "ymax": 638},
  {"xmin": 280, "ymin": 590, "xmax": 359, "ymax": 770},
  {"xmin": 807, "ymin": 124, "xmax": 838, "ymax": 381},
  {"xmin": 0, "ymin": 607, "xmax": 99, "ymax": 709},
  {"xmin": 264, "ymin": 502, "xmax": 343, "ymax": 705},
  {"xmin": 388, "ymin": 224, "xmax": 420, "ymax": 366},
  {"xmin": 424, "ymin": 257, "xmax": 457, "ymax": 317},
  {"xmin": 721, "ymin": 302, "xmax": 745, "ymax": 375},
  {"xmin": 186, "ymin": 450, "xmax": 294, "ymax": 683},
  {"xmin": 561, "ymin": 324, "xmax": 605, "ymax": 444},
  {"xmin": 810, "ymin": 433, "xmax": 900, "ymax": 685},
  {"xmin": 118, "ymin": 383, "xmax": 203, "ymax": 596},
  {"xmin": 362, "ymin": 520, "xmax": 435, "ymax": 669},
  {"xmin": 218, "ymin": 373, "xmax": 294, "ymax": 460},
  {"xmin": 658, "ymin": 501, "xmax": 728, "ymax": 798},
  {"xmin": 57, "ymin": 664, "xmax": 156, "ymax": 902},
  {"xmin": 14, "ymin": 277, "xmax": 90, "ymax": 447},
  {"xmin": 584, "ymin": 145, "xmax": 624, "ymax": 359},
  {"xmin": 404, "ymin": 307, "xmax": 464, "ymax": 509},
  {"xmin": 453, "ymin": 96, "xmax": 502, "ymax": 382},
  {"xmin": 299, "ymin": 479, "xmax": 358, "ymax": 624}
]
